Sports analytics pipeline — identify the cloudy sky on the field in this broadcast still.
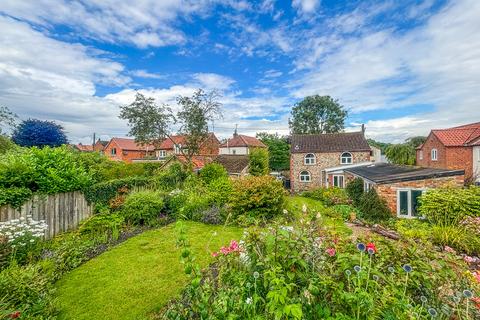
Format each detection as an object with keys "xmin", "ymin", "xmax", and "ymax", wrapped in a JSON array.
[{"xmin": 0, "ymin": 0, "xmax": 479, "ymax": 144}]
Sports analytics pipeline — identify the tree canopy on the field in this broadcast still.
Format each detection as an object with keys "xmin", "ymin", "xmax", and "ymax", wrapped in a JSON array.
[
  {"xmin": 256, "ymin": 132, "xmax": 290, "ymax": 171},
  {"xmin": 289, "ymin": 95, "xmax": 347, "ymax": 134},
  {"xmin": 384, "ymin": 136, "xmax": 427, "ymax": 165},
  {"xmin": 249, "ymin": 147, "xmax": 270, "ymax": 176},
  {"xmin": 12, "ymin": 119, "xmax": 68, "ymax": 148}
]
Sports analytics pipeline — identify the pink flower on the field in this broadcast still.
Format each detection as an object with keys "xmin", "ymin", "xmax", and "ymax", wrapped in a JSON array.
[
  {"xmin": 326, "ymin": 248, "xmax": 336, "ymax": 257},
  {"xmin": 211, "ymin": 252, "xmax": 218, "ymax": 257},
  {"xmin": 473, "ymin": 271, "xmax": 480, "ymax": 284},
  {"xmin": 229, "ymin": 240, "xmax": 239, "ymax": 252},
  {"xmin": 464, "ymin": 255, "xmax": 475, "ymax": 264},
  {"xmin": 444, "ymin": 246, "xmax": 456, "ymax": 254}
]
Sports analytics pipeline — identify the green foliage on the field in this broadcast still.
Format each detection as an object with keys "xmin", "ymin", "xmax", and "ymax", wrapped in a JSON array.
[
  {"xmin": 0, "ymin": 187, "xmax": 33, "ymax": 208},
  {"xmin": 163, "ymin": 212, "xmax": 477, "ymax": 319},
  {"xmin": 431, "ymin": 225, "xmax": 480, "ymax": 255},
  {"xmin": 229, "ymin": 176, "xmax": 286, "ymax": 223},
  {"xmin": 419, "ymin": 186, "xmax": 480, "ymax": 226},
  {"xmin": 248, "ymin": 147, "xmax": 270, "ymax": 176},
  {"xmin": 367, "ymin": 138, "xmax": 391, "ymax": 154},
  {"xmin": 0, "ymin": 135, "xmax": 15, "ymax": 154},
  {"xmin": 153, "ymin": 163, "xmax": 191, "ymax": 191},
  {"xmin": 302, "ymin": 187, "xmax": 350, "ymax": 206},
  {"xmin": 289, "ymin": 95, "xmax": 347, "ymax": 134},
  {"xmin": 0, "ymin": 263, "xmax": 57, "ymax": 319},
  {"xmin": 345, "ymin": 177, "xmax": 364, "ymax": 206},
  {"xmin": 331, "ymin": 204, "xmax": 360, "ymax": 221},
  {"xmin": 84, "ymin": 176, "xmax": 151, "ymax": 205},
  {"xmin": 395, "ymin": 219, "xmax": 432, "ymax": 242},
  {"xmin": 385, "ymin": 143, "xmax": 416, "ymax": 165},
  {"xmin": 199, "ymin": 163, "xmax": 228, "ymax": 184},
  {"xmin": 256, "ymin": 132, "xmax": 290, "ymax": 171},
  {"xmin": 357, "ymin": 188, "xmax": 392, "ymax": 222},
  {"xmin": 121, "ymin": 190, "xmax": 165, "ymax": 225},
  {"xmin": 79, "ymin": 213, "xmax": 124, "ymax": 240}
]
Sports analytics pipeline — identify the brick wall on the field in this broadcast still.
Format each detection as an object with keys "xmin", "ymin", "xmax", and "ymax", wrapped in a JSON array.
[
  {"xmin": 445, "ymin": 147, "xmax": 473, "ymax": 180},
  {"xmin": 104, "ymin": 141, "xmax": 152, "ymax": 163},
  {"xmin": 416, "ymin": 133, "xmax": 447, "ymax": 168},
  {"xmin": 290, "ymin": 151, "xmax": 370, "ymax": 192},
  {"xmin": 375, "ymin": 175, "xmax": 464, "ymax": 214}
]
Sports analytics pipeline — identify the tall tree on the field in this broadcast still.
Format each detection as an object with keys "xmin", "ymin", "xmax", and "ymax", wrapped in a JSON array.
[
  {"xmin": 176, "ymin": 89, "xmax": 222, "ymax": 164},
  {"xmin": 0, "ymin": 106, "xmax": 17, "ymax": 134},
  {"xmin": 406, "ymin": 136, "xmax": 426, "ymax": 149},
  {"xmin": 249, "ymin": 148, "xmax": 270, "ymax": 176},
  {"xmin": 256, "ymin": 132, "xmax": 290, "ymax": 171},
  {"xmin": 385, "ymin": 143, "xmax": 416, "ymax": 165},
  {"xmin": 12, "ymin": 119, "xmax": 68, "ymax": 147},
  {"xmin": 289, "ymin": 95, "xmax": 347, "ymax": 134}
]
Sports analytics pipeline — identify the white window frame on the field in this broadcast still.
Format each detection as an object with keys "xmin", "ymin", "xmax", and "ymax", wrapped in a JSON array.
[
  {"xmin": 175, "ymin": 144, "xmax": 182, "ymax": 154},
  {"xmin": 431, "ymin": 148, "xmax": 437, "ymax": 161},
  {"xmin": 332, "ymin": 175, "xmax": 345, "ymax": 188},
  {"xmin": 299, "ymin": 171, "xmax": 311, "ymax": 183},
  {"xmin": 397, "ymin": 188, "xmax": 426, "ymax": 218},
  {"xmin": 419, "ymin": 150, "xmax": 423, "ymax": 160},
  {"xmin": 158, "ymin": 150, "xmax": 166, "ymax": 158},
  {"xmin": 304, "ymin": 153, "xmax": 316, "ymax": 165},
  {"xmin": 364, "ymin": 181, "xmax": 372, "ymax": 192},
  {"xmin": 111, "ymin": 148, "xmax": 116, "ymax": 155},
  {"xmin": 341, "ymin": 152, "xmax": 353, "ymax": 164}
]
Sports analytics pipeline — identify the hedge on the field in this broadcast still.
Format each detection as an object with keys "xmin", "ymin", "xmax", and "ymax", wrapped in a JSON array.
[{"xmin": 83, "ymin": 176, "xmax": 152, "ymax": 205}]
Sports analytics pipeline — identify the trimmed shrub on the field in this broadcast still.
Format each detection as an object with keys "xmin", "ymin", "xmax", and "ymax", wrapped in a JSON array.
[
  {"xmin": 84, "ymin": 176, "xmax": 151, "ymax": 205},
  {"xmin": 345, "ymin": 177, "xmax": 364, "ymax": 206},
  {"xmin": 207, "ymin": 177, "xmax": 233, "ymax": 207},
  {"xmin": 121, "ymin": 190, "xmax": 165, "ymax": 225},
  {"xmin": 357, "ymin": 188, "xmax": 391, "ymax": 222},
  {"xmin": 229, "ymin": 175, "xmax": 285, "ymax": 222},
  {"xmin": 0, "ymin": 187, "xmax": 33, "ymax": 208},
  {"xmin": 248, "ymin": 148, "xmax": 269, "ymax": 176},
  {"xmin": 199, "ymin": 163, "xmax": 228, "ymax": 184},
  {"xmin": 419, "ymin": 186, "xmax": 480, "ymax": 226},
  {"xmin": 302, "ymin": 187, "xmax": 350, "ymax": 206},
  {"xmin": 79, "ymin": 213, "xmax": 124, "ymax": 240}
]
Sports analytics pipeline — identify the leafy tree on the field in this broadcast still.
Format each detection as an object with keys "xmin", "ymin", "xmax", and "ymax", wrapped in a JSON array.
[
  {"xmin": 385, "ymin": 143, "xmax": 416, "ymax": 165},
  {"xmin": 256, "ymin": 132, "xmax": 290, "ymax": 171},
  {"xmin": 119, "ymin": 90, "xmax": 222, "ymax": 168},
  {"xmin": 199, "ymin": 163, "xmax": 228, "ymax": 184},
  {"xmin": 249, "ymin": 148, "xmax": 270, "ymax": 176},
  {"xmin": 12, "ymin": 119, "xmax": 68, "ymax": 147},
  {"xmin": 0, "ymin": 135, "xmax": 15, "ymax": 154},
  {"xmin": 289, "ymin": 95, "xmax": 347, "ymax": 134},
  {"xmin": 357, "ymin": 188, "xmax": 391, "ymax": 222},
  {"xmin": 0, "ymin": 106, "xmax": 17, "ymax": 134},
  {"xmin": 367, "ymin": 138, "xmax": 391, "ymax": 154},
  {"xmin": 346, "ymin": 177, "xmax": 364, "ymax": 206},
  {"xmin": 406, "ymin": 136, "xmax": 426, "ymax": 148}
]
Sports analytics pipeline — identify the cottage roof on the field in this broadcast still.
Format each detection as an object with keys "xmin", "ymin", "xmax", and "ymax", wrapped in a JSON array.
[
  {"xmin": 214, "ymin": 155, "xmax": 250, "ymax": 174},
  {"xmin": 108, "ymin": 138, "xmax": 154, "ymax": 151},
  {"xmin": 345, "ymin": 163, "xmax": 464, "ymax": 184},
  {"xmin": 427, "ymin": 122, "xmax": 480, "ymax": 147},
  {"xmin": 220, "ymin": 134, "xmax": 266, "ymax": 148},
  {"xmin": 158, "ymin": 133, "xmax": 219, "ymax": 150},
  {"xmin": 290, "ymin": 132, "xmax": 371, "ymax": 153},
  {"xmin": 74, "ymin": 143, "xmax": 93, "ymax": 152}
]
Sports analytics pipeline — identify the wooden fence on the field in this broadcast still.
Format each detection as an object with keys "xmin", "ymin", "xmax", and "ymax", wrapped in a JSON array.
[{"xmin": 0, "ymin": 191, "xmax": 93, "ymax": 239}]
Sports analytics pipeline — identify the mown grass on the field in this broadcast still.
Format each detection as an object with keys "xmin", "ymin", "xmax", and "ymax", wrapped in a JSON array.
[{"xmin": 55, "ymin": 221, "xmax": 243, "ymax": 320}]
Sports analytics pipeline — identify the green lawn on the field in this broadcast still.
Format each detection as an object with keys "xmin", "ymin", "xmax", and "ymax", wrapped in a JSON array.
[{"xmin": 55, "ymin": 222, "xmax": 243, "ymax": 320}]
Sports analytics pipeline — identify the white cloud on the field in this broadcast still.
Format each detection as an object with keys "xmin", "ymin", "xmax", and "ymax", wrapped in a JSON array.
[
  {"xmin": 130, "ymin": 69, "xmax": 163, "ymax": 79},
  {"xmin": 191, "ymin": 73, "xmax": 236, "ymax": 90},
  {"xmin": 292, "ymin": 0, "xmax": 320, "ymax": 14}
]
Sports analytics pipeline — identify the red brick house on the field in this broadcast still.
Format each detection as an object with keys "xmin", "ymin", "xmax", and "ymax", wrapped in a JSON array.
[
  {"xmin": 73, "ymin": 139, "xmax": 108, "ymax": 152},
  {"xmin": 155, "ymin": 133, "xmax": 220, "ymax": 160},
  {"xmin": 290, "ymin": 131, "xmax": 373, "ymax": 192},
  {"xmin": 104, "ymin": 138, "xmax": 155, "ymax": 163},
  {"xmin": 219, "ymin": 131, "xmax": 266, "ymax": 155},
  {"xmin": 345, "ymin": 163, "xmax": 464, "ymax": 217},
  {"xmin": 416, "ymin": 122, "xmax": 480, "ymax": 184}
]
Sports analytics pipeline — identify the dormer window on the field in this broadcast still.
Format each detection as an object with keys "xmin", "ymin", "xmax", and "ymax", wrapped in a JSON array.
[
  {"xmin": 341, "ymin": 152, "xmax": 352, "ymax": 164},
  {"xmin": 304, "ymin": 153, "xmax": 316, "ymax": 165},
  {"xmin": 431, "ymin": 149, "xmax": 437, "ymax": 161}
]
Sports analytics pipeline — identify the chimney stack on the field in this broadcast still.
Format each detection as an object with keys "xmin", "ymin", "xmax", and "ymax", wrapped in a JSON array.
[{"xmin": 361, "ymin": 124, "xmax": 365, "ymax": 134}]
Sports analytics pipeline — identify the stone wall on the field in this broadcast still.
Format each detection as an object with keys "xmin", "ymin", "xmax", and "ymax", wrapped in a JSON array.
[{"xmin": 290, "ymin": 151, "xmax": 371, "ymax": 192}]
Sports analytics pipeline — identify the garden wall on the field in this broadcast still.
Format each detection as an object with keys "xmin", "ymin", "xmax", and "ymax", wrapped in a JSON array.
[{"xmin": 0, "ymin": 191, "xmax": 92, "ymax": 239}]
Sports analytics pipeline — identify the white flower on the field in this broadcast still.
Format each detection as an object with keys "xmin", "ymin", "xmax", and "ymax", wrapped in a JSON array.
[
  {"xmin": 246, "ymin": 297, "xmax": 253, "ymax": 304},
  {"xmin": 302, "ymin": 204, "xmax": 307, "ymax": 213},
  {"xmin": 280, "ymin": 226, "xmax": 294, "ymax": 232}
]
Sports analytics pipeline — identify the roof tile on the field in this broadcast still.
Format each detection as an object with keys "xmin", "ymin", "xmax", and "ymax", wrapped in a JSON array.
[{"xmin": 291, "ymin": 132, "xmax": 370, "ymax": 153}]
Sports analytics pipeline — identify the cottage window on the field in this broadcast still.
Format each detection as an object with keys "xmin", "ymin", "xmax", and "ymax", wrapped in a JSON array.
[
  {"xmin": 175, "ymin": 144, "xmax": 182, "ymax": 154},
  {"xmin": 431, "ymin": 149, "xmax": 437, "ymax": 161},
  {"xmin": 397, "ymin": 189, "xmax": 424, "ymax": 218},
  {"xmin": 111, "ymin": 148, "xmax": 117, "ymax": 155},
  {"xmin": 304, "ymin": 153, "xmax": 316, "ymax": 165},
  {"xmin": 341, "ymin": 152, "xmax": 352, "ymax": 164},
  {"xmin": 419, "ymin": 150, "xmax": 423, "ymax": 160},
  {"xmin": 332, "ymin": 175, "xmax": 344, "ymax": 188},
  {"xmin": 158, "ymin": 150, "xmax": 166, "ymax": 158},
  {"xmin": 300, "ymin": 171, "xmax": 311, "ymax": 182},
  {"xmin": 364, "ymin": 181, "xmax": 372, "ymax": 191}
]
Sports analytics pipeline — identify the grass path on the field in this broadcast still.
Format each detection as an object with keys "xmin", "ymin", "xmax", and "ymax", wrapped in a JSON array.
[{"xmin": 55, "ymin": 222, "xmax": 243, "ymax": 320}]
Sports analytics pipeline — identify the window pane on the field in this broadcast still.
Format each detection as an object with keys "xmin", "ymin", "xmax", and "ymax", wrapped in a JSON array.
[
  {"xmin": 399, "ymin": 191, "xmax": 408, "ymax": 215},
  {"xmin": 411, "ymin": 190, "xmax": 423, "ymax": 216}
]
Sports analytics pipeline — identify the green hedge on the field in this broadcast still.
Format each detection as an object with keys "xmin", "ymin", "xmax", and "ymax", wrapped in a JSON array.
[{"xmin": 84, "ymin": 176, "xmax": 151, "ymax": 205}]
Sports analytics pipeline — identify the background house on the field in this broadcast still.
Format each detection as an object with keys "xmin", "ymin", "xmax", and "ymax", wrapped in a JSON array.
[
  {"xmin": 104, "ymin": 138, "xmax": 154, "ymax": 163},
  {"xmin": 345, "ymin": 163, "xmax": 464, "ymax": 217},
  {"xmin": 290, "ymin": 131, "xmax": 372, "ymax": 192},
  {"xmin": 155, "ymin": 133, "xmax": 220, "ymax": 161},
  {"xmin": 214, "ymin": 154, "xmax": 250, "ymax": 177},
  {"xmin": 219, "ymin": 131, "xmax": 266, "ymax": 155},
  {"xmin": 73, "ymin": 139, "xmax": 108, "ymax": 153},
  {"xmin": 416, "ymin": 122, "xmax": 480, "ymax": 184}
]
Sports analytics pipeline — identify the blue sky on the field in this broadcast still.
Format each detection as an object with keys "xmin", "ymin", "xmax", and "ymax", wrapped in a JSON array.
[{"xmin": 0, "ymin": 0, "xmax": 479, "ymax": 143}]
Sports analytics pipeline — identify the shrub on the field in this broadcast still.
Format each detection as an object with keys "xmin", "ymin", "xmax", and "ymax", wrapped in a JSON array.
[
  {"xmin": 345, "ymin": 177, "xmax": 364, "ymax": 206},
  {"xmin": 0, "ymin": 263, "xmax": 57, "ymax": 318},
  {"xmin": 79, "ymin": 213, "xmax": 124, "ymax": 240},
  {"xmin": 419, "ymin": 186, "xmax": 480, "ymax": 226},
  {"xmin": 229, "ymin": 176, "xmax": 285, "ymax": 223},
  {"xmin": 357, "ymin": 188, "xmax": 392, "ymax": 222},
  {"xmin": 395, "ymin": 219, "xmax": 432, "ymax": 242},
  {"xmin": 12, "ymin": 118, "xmax": 68, "ymax": 147},
  {"xmin": 431, "ymin": 225, "xmax": 480, "ymax": 255},
  {"xmin": 331, "ymin": 204, "xmax": 359, "ymax": 221},
  {"xmin": 248, "ymin": 148, "xmax": 269, "ymax": 176},
  {"xmin": 121, "ymin": 190, "xmax": 165, "ymax": 225},
  {"xmin": 84, "ymin": 176, "xmax": 151, "ymax": 205},
  {"xmin": 153, "ymin": 163, "xmax": 191, "ymax": 191},
  {"xmin": 302, "ymin": 187, "xmax": 350, "ymax": 206},
  {"xmin": 0, "ymin": 135, "xmax": 15, "ymax": 154},
  {"xmin": 0, "ymin": 187, "xmax": 33, "ymax": 208},
  {"xmin": 199, "ymin": 163, "xmax": 228, "ymax": 184},
  {"xmin": 207, "ymin": 176, "xmax": 233, "ymax": 207}
]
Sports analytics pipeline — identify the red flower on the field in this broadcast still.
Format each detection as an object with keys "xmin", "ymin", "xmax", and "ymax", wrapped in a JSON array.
[
  {"xmin": 326, "ymin": 248, "xmax": 336, "ymax": 257},
  {"xmin": 9, "ymin": 311, "xmax": 20, "ymax": 319},
  {"xmin": 366, "ymin": 243, "xmax": 377, "ymax": 254}
]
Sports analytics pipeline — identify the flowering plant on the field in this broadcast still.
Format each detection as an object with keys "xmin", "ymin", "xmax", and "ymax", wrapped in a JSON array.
[{"xmin": 0, "ymin": 215, "xmax": 47, "ymax": 265}]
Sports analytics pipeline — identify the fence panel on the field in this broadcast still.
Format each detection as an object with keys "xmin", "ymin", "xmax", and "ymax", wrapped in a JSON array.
[{"xmin": 0, "ymin": 191, "xmax": 93, "ymax": 239}]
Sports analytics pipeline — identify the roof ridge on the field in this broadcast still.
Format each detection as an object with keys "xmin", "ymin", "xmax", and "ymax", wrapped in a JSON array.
[{"xmin": 292, "ymin": 131, "xmax": 362, "ymax": 136}]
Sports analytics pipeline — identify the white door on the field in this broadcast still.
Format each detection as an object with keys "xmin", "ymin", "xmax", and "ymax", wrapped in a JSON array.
[{"xmin": 474, "ymin": 146, "xmax": 480, "ymax": 183}]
